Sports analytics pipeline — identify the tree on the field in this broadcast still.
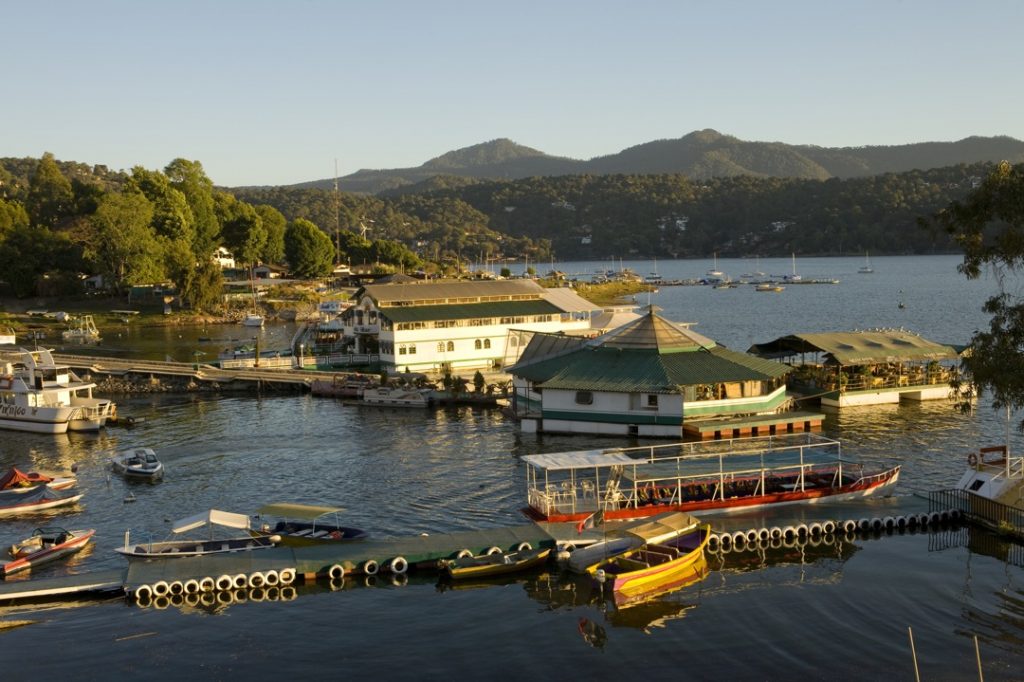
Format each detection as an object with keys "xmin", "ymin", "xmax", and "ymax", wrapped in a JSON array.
[
  {"xmin": 216, "ymin": 192, "xmax": 266, "ymax": 266},
  {"xmin": 86, "ymin": 190, "xmax": 163, "ymax": 290},
  {"xmin": 129, "ymin": 166, "xmax": 196, "ymax": 244},
  {"xmin": 0, "ymin": 224, "xmax": 77, "ymax": 296},
  {"xmin": 0, "ymin": 198, "xmax": 30, "ymax": 238},
  {"xmin": 473, "ymin": 370, "xmax": 485, "ymax": 393},
  {"xmin": 930, "ymin": 161, "xmax": 1024, "ymax": 426},
  {"xmin": 26, "ymin": 152, "xmax": 74, "ymax": 227},
  {"xmin": 165, "ymin": 158, "xmax": 219, "ymax": 258},
  {"xmin": 255, "ymin": 204, "xmax": 286, "ymax": 264},
  {"xmin": 284, "ymin": 218, "xmax": 334, "ymax": 278}
]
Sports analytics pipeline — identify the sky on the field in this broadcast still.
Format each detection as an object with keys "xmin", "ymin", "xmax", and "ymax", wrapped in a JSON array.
[{"xmin": 6, "ymin": 0, "xmax": 1024, "ymax": 187}]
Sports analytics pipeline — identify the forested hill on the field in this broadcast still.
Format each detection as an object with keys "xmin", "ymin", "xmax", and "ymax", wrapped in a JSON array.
[{"xmin": 280, "ymin": 131, "xmax": 1024, "ymax": 195}]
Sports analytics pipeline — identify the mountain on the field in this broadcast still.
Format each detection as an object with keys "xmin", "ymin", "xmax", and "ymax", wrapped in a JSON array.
[{"xmin": 281, "ymin": 131, "xmax": 1024, "ymax": 195}]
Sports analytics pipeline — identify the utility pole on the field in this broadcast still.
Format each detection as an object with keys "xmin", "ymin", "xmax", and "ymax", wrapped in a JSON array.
[{"xmin": 333, "ymin": 159, "xmax": 341, "ymax": 265}]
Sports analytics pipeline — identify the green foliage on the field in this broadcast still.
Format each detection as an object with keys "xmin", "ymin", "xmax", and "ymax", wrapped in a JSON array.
[
  {"xmin": 0, "ymin": 198, "xmax": 29, "ymax": 237},
  {"xmin": 255, "ymin": 204, "xmax": 286, "ymax": 264},
  {"xmin": 216, "ymin": 192, "xmax": 266, "ymax": 266},
  {"xmin": 87, "ymin": 190, "xmax": 163, "ymax": 289},
  {"xmin": 929, "ymin": 161, "xmax": 1024, "ymax": 425},
  {"xmin": 0, "ymin": 224, "xmax": 78, "ymax": 297},
  {"xmin": 128, "ymin": 166, "xmax": 196, "ymax": 244},
  {"xmin": 26, "ymin": 152, "xmax": 74, "ymax": 227},
  {"xmin": 178, "ymin": 258, "xmax": 224, "ymax": 312},
  {"xmin": 165, "ymin": 158, "xmax": 220, "ymax": 258},
  {"xmin": 285, "ymin": 218, "xmax": 334, "ymax": 278},
  {"xmin": 473, "ymin": 370, "xmax": 485, "ymax": 393}
]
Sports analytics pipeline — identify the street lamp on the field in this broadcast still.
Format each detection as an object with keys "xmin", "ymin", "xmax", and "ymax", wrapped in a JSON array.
[{"xmin": 299, "ymin": 343, "xmax": 305, "ymax": 369}]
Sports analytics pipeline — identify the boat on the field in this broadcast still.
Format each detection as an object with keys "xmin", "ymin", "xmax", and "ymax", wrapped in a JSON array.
[
  {"xmin": 567, "ymin": 511, "xmax": 702, "ymax": 574},
  {"xmin": 706, "ymin": 252, "xmax": 724, "ymax": 279},
  {"xmin": 588, "ymin": 523, "xmax": 711, "ymax": 599},
  {"xmin": 0, "ymin": 328, "xmax": 15, "ymax": 346},
  {"xmin": 115, "ymin": 509, "xmax": 277, "ymax": 562},
  {"xmin": 251, "ymin": 502, "xmax": 368, "ymax": 546},
  {"xmin": 3, "ymin": 527, "xmax": 95, "ymax": 577},
  {"xmin": 110, "ymin": 447, "xmax": 164, "ymax": 482},
  {"xmin": 755, "ymin": 283, "xmax": 784, "ymax": 292},
  {"xmin": 0, "ymin": 467, "xmax": 77, "ymax": 492},
  {"xmin": 0, "ymin": 347, "xmax": 116, "ymax": 433},
  {"xmin": 61, "ymin": 315, "xmax": 100, "ymax": 341},
  {"xmin": 858, "ymin": 251, "xmax": 874, "ymax": 274},
  {"xmin": 521, "ymin": 433, "xmax": 901, "ymax": 524},
  {"xmin": 0, "ymin": 486, "xmax": 84, "ymax": 517},
  {"xmin": 783, "ymin": 253, "xmax": 802, "ymax": 282},
  {"xmin": 441, "ymin": 546, "xmax": 551, "ymax": 580},
  {"xmin": 242, "ymin": 267, "xmax": 264, "ymax": 327},
  {"xmin": 360, "ymin": 386, "xmax": 431, "ymax": 408}
]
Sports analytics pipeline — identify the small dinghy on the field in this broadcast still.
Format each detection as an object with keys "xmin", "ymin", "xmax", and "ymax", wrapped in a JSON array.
[{"xmin": 441, "ymin": 546, "xmax": 551, "ymax": 580}]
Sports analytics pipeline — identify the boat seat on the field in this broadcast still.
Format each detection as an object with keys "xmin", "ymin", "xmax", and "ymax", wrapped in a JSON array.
[
  {"xmin": 309, "ymin": 530, "xmax": 329, "ymax": 538},
  {"xmin": 291, "ymin": 529, "xmax": 314, "ymax": 537}
]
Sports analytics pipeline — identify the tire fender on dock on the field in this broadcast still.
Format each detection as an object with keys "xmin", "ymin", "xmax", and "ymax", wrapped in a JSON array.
[
  {"xmin": 361, "ymin": 560, "xmax": 379, "ymax": 576},
  {"xmin": 516, "ymin": 542, "xmax": 533, "ymax": 552},
  {"xmin": 731, "ymin": 531, "xmax": 746, "ymax": 548},
  {"xmin": 216, "ymin": 574, "xmax": 234, "ymax": 591},
  {"xmin": 485, "ymin": 546, "xmax": 503, "ymax": 556},
  {"xmin": 183, "ymin": 579, "xmax": 201, "ymax": 595},
  {"xmin": 232, "ymin": 574, "xmax": 248, "ymax": 590},
  {"xmin": 248, "ymin": 572, "xmax": 266, "ymax": 588},
  {"xmin": 278, "ymin": 568, "xmax": 296, "ymax": 585},
  {"xmin": 133, "ymin": 584, "xmax": 154, "ymax": 603},
  {"xmin": 151, "ymin": 580, "xmax": 171, "ymax": 597},
  {"xmin": 388, "ymin": 556, "xmax": 409, "ymax": 574},
  {"xmin": 822, "ymin": 520, "xmax": 837, "ymax": 535},
  {"xmin": 456, "ymin": 549, "xmax": 473, "ymax": 559},
  {"xmin": 328, "ymin": 564, "xmax": 345, "ymax": 580},
  {"xmin": 263, "ymin": 570, "xmax": 280, "ymax": 587}
]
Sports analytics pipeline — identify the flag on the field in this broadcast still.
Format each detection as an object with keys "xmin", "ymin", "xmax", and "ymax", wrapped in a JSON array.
[{"xmin": 576, "ymin": 509, "xmax": 604, "ymax": 535}]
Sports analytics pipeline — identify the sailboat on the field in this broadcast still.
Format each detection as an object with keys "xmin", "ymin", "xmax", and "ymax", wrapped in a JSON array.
[
  {"xmin": 783, "ymin": 253, "xmax": 802, "ymax": 283},
  {"xmin": 706, "ymin": 252, "xmax": 724, "ymax": 280},
  {"xmin": 858, "ymin": 251, "xmax": 874, "ymax": 274},
  {"xmin": 242, "ymin": 266, "xmax": 264, "ymax": 328}
]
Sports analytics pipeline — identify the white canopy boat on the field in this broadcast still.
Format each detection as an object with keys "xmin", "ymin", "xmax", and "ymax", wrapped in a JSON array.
[{"xmin": 115, "ymin": 509, "xmax": 278, "ymax": 561}]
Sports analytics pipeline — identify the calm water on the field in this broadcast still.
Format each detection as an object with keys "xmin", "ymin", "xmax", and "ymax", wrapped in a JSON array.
[{"xmin": 3, "ymin": 255, "xmax": 1024, "ymax": 680}]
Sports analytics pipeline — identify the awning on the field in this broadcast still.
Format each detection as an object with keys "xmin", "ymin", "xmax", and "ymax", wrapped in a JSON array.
[
  {"xmin": 522, "ymin": 449, "xmax": 638, "ymax": 471},
  {"xmin": 748, "ymin": 330, "xmax": 960, "ymax": 365},
  {"xmin": 172, "ymin": 509, "xmax": 251, "ymax": 534},
  {"xmin": 257, "ymin": 502, "xmax": 344, "ymax": 519}
]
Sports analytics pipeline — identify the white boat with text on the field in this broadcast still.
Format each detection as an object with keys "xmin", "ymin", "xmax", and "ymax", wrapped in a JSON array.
[{"xmin": 0, "ymin": 348, "xmax": 115, "ymax": 433}]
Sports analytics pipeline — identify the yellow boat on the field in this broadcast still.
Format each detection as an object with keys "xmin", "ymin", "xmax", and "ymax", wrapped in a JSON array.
[
  {"xmin": 443, "ymin": 547, "xmax": 551, "ymax": 580},
  {"xmin": 590, "ymin": 523, "xmax": 711, "ymax": 598}
]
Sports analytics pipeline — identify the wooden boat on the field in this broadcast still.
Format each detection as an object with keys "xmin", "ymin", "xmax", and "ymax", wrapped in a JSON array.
[
  {"xmin": 3, "ymin": 527, "xmax": 95, "ymax": 577},
  {"xmin": 587, "ymin": 523, "xmax": 711, "ymax": 598},
  {"xmin": 251, "ymin": 502, "xmax": 368, "ymax": 546},
  {"xmin": 442, "ymin": 546, "xmax": 551, "ymax": 580},
  {"xmin": 115, "ymin": 509, "xmax": 277, "ymax": 562},
  {"xmin": 567, "ymin": 511, "xmax": 700, "ymax": 574},
  {"xmin": 0, "ymin": 486, "xmax": 83, "ymax": 517},
  {"xmin": 522, "ymin": 433, "xmax": 900, "ymax": 524},
  {"xmin": 110, "ymin": 447, "xmax": 164, "ymax": 482},
  {"xmin": 608, "ymin": 552, "xmax": 709, "ymax": 608}
]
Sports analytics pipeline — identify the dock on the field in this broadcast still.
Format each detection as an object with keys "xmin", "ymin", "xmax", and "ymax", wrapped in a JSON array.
[{"xmin": 683, "ymin": 410, "xmax": 825, "ymax": 441}]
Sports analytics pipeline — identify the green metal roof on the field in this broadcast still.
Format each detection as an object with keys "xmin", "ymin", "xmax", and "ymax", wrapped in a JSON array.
[
  {"xmin": 747, "ymin": 330, "xmax": 960, "ymax": 365},
  {"xmin": 512, "ymin": 345, "xmax": 789, "ymax": 393},
  {"xmin": 380, "ymin": 299, "xmax": 562, "ymax": 323}
]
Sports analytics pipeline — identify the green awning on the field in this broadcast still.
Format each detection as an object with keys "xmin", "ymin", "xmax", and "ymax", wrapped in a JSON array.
[{"xmin": 748, "ymin": 330, "xmax": 960, "ymax": 365}]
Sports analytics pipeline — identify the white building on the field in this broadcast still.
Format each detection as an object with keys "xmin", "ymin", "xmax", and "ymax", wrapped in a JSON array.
[{"xmin": 340, "ymin": 279, "xmax": 596, "ymax": 373}]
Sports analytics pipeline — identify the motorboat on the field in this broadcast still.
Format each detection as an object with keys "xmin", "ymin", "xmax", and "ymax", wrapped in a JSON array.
[
  {"xmin": 0, "ymin": 347, "xmax": 115, "ymax": 433},
  {"xmin": 251, "ymin": 502, "xmax": 368, "ymax": 546},
  {"xmin": 0, "ymin": 467, "xmax": 77, "ymax": 492},
  {"xmin": 242, "ymin": 314, "xmax": 265, "ymax": 328},
  {"xmin": 3, "ymin": 527, "xmax": 95, "ymax": 577},
  {"xmin": 110, "ymin": 447, "xmax": 164, "ymax": 482},
  {"xmin": 566, "ymin": 512, "xmax": 702, "ymax": 574},
  {"xmin": 115, "ymin": 509, "xmax": 278, "ymax": 562},
  {"xmin": 586, "ymin": 523, "xmax": 710, "ymax": 598},
  {"xmin": 441, "ymin": 546, "xmax": 551, "ymax": 580},
  {"xmin": 0, "ymin": 486, "xmax": 83, "ymax": 517},
  {"xmin": 61, "ymin": 315, "xmax": 100, "ymax": 341},
  {"xmin": 755, "ymin": 283, "xmax": 784, "ymax": 292}
]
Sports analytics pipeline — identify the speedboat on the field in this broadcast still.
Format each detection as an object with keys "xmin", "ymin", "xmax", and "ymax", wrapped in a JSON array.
[
  {"xmin": 3, "ymin": 527, "xmax": 95, "ymax": 576},
  {"xmin": 110, "ymin": 447, "xmax": 164, "ymax": 482},
  {"xmin": 115, "ymin": 509, "xmax": 278, "ymax": 562},
  {"xmin": 0, "ymin": 486, "xmax": 83, "ymax": 517}
]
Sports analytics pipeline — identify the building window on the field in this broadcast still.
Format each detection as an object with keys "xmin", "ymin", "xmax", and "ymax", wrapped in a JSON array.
[
  {"xmin": 446, "ymin": 341, "xmax": 455, "ymax": 352},
  {"xmin": 437, "ymin": 342, "xmax": 445, "ymax": 352},
  {"xmin": 484, "ymin": 339, "xmax": 491, "ymax": 349},
  {"xmin": 408, "ymin": 344, "xmax": 416, "ymax": 355},
  {"xmin": 398, "ymin": 346, "xmax": 407, "ymax": 355},
  {"xmin": 575, "ymin": 391, "xmax": 594, "ymax": 405},
  {"xmin": 474, "ymin": 339, "xmax": 482, "ymax": 350},
  {"xmin": 646, "ymin": 394, "xmax": 658, "ymax": 408}
]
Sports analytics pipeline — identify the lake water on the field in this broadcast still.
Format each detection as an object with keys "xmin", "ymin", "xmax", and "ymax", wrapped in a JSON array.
[{"xmin": 3, "ymin": 255, "xmax": 1024, "ymax": 680}]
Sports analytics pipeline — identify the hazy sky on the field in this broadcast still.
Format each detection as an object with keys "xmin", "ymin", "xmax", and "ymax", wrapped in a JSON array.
[{"xmin": 7, "ymin": 0, "xmax": 1023, "ymax": 186}]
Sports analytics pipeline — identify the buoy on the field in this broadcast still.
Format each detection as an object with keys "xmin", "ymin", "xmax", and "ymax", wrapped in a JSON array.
[
  {"xmin": 328, "ymin": 564, "xmax": 345, "ymax": 580},
  {"xmin": 361, "ymin": 560, "xmax": 379, "ymax": 576},
  {"xmin": 216, "ymin": 574, "xmax": 234, "ymax": 591},
  {"xmin": 387, "ymin": 556, "xmax": 408, "ymax": 574}
]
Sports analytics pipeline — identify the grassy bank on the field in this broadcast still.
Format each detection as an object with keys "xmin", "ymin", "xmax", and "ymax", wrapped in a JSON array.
[{"xmin": 556, "ymin": 280, "xmax": 653, "ymax": 306}]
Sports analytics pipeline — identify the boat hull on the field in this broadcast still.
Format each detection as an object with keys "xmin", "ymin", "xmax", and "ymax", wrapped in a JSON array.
[
  {"xmin": 0, "ymin": 492, "xmax": 83, "ymax": 517},
  {"xmin": 114, "ymin": 536, "xmax": 275, "ymax": 562},
  {"xmin": 445, "ymin": 548, "xmax": 551, "ymax": 580}
]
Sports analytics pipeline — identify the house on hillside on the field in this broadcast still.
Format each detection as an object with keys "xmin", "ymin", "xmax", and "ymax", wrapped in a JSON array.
[
  {"xmin": 508, "ymin": 306, "xmax": 806, "ymax": 439},
  {"xmin": 340, "ymin": 279, "xmax": 596, "ymax": 373}
]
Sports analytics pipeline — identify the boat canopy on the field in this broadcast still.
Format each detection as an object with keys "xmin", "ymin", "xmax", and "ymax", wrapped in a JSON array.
[
  {"xmin": 521, "ymin": 449, "xmax": 638, "ymax": 472},
  {"xmin": 257, "ymin": 502, "xmax": 345, "ymax": 519},
  {"xmin": 172, "ymin": 509, "xmax": 251, "ymax": 534}
]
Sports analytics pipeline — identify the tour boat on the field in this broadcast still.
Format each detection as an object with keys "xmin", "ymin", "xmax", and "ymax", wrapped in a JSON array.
[
  {"xmin": 3, "ymin": 527, "xmax": 95, "ymax": 577},
  {"xmin": 0, "ymin": 347, "xmax": 115, "ymax": 433},
  {"xmin": 522, "ymin": 433, "xmax": 900, "ymax": 524}
]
